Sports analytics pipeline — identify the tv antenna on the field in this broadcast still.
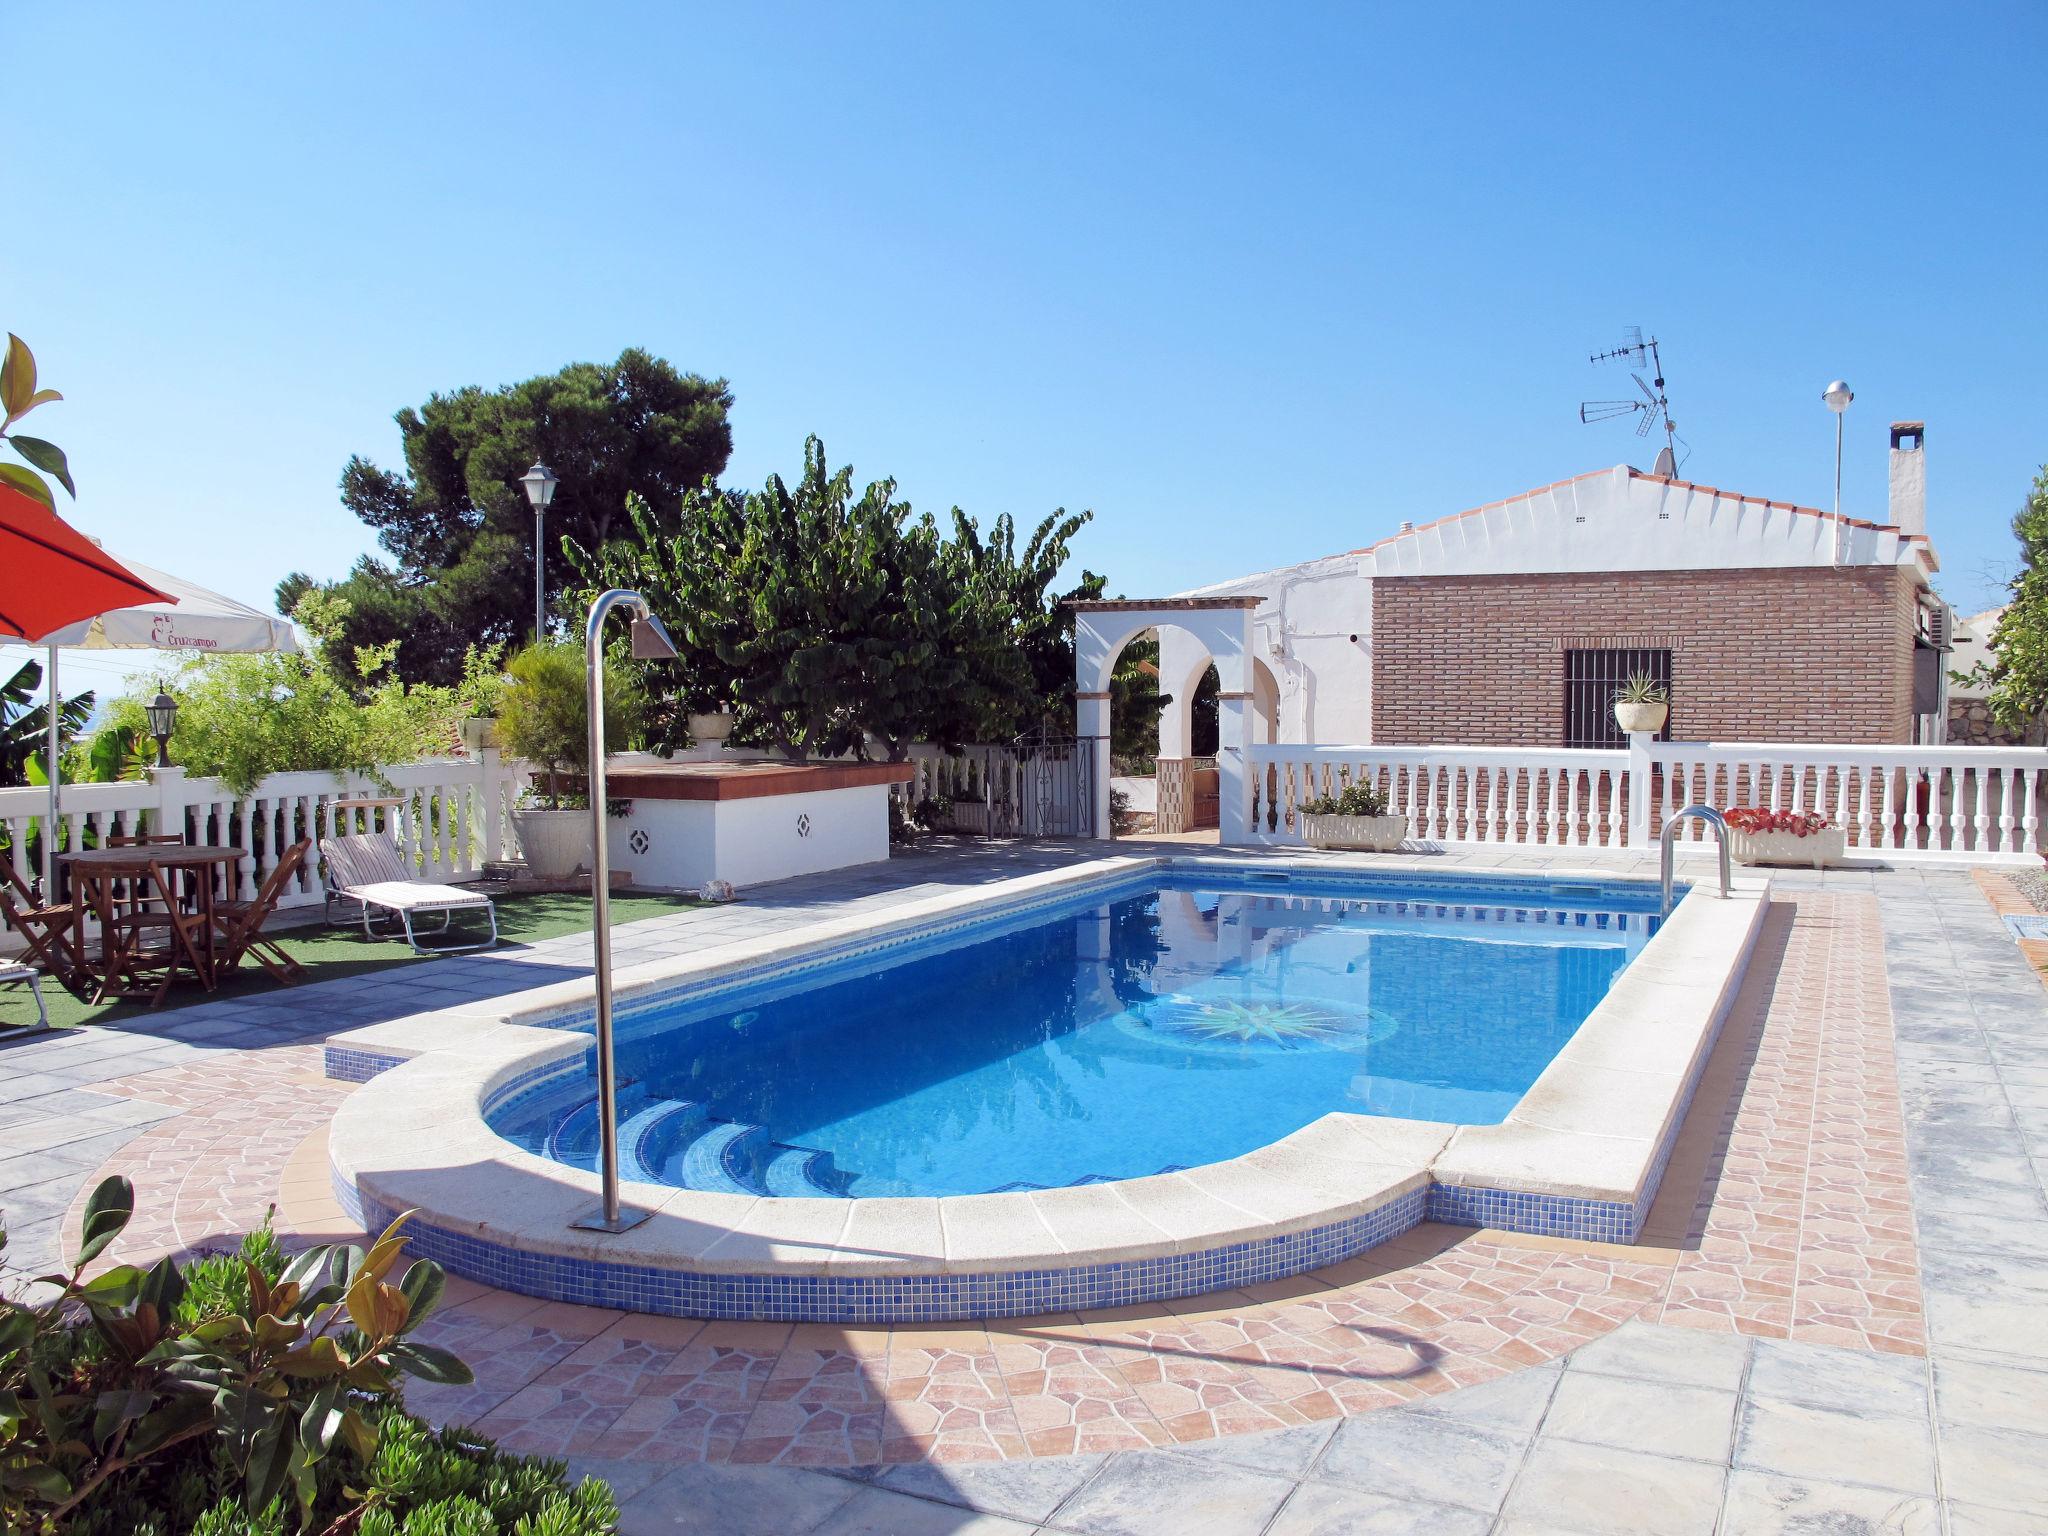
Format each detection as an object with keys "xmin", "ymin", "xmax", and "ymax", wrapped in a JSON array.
[{"xmin": 1580, "ymin": 327, "xmax": 1682, "ymax": 476}]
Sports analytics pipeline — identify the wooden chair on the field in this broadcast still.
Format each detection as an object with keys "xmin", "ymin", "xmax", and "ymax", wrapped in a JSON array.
[
  {"xmin": 0, "ymin": 863, "xmax": 83, "ymax": 994},
  {"xmin": 211, "ymin": 840, "xmax": 311, "ymax": 984},
  {"xmin": 106, "ymin": 831, "xmax": 188, "ymax": 913},
  {"xmin": 97, "ymin": 860, "xmax": 213, "ymax": 1007}
]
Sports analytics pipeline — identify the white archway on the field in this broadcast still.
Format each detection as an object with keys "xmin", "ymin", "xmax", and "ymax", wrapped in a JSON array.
[{"xmin": 1069, "ymin": 596, "xmax": 1261, "ymax": 841}]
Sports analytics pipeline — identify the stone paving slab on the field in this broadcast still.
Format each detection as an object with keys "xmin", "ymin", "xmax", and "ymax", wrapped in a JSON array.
[{"xmin": 3, "ymin": 846, "xmax": 2046, "ymax": 1531}]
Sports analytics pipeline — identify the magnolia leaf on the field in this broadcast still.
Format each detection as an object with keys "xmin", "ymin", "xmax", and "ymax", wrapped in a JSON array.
[
  {"xmin": 127, "ymin": 1392, "xmax": 210, "ymax": 1456},
  {"xmin": 0, "ymin": 334, "xmax": 35, "ymax": 418},
  {"xmin": 0, "ymin": 460, "xmax": 52, "ymax": 508},
  {"xmin": 395, "ymin": 1259, "xmax": 444, "ymax": 1332},
  {"xmin": 278, "ymin": 1242, "xmax": 334, "ymax": 1294},
  {"xmin": 0, "ymin": 1459, "xmax": 71, "ymax": 1501},
  {"xmin": 243, "ymin": 1407, "xmax": 295, "ymax": 1515},
  {"xmin": 369, "ymin": 1279, "xmax": 409, "ymax": 1338},
  {"xmin": 273, "ymin": 1334, "xmax": 349, "ymax": 1379},
  {"xmin": 74, "ymin": 1175, "xmax": 135, "ymax": 1268},
  {"xmin": 337, "ymin": 1405, "xmax": 378, "ymax": 1463},
  {"xmin": 253, "ymin": 1313, "xmax": 304, "ymax": 1351},
  {"xmin": 359, "ymin": 1211, "xmax": 415, "ymax": 1284},
  {"xmin": 90, "ymin": 1387, "xmax": 154, "ymax": 1449},
  {"xmin": 7, "ymin": 436, "xmax": 72, "ymax": 497},
  {"xmin": 384, "ymin": 1339, "xmax": 473, "ymax": 1386},
  {"xmin": 298, "ymin": 1382, "xmax": 343, "ymax": 1455},
  {"xmin": 136, "ymin": 1254, "xmax": 186, "ymax": 1316}
]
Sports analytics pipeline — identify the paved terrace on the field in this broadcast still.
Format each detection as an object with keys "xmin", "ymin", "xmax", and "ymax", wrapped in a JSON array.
[{"xmin": 2, "ymin": 840, "xmax": 2045, "ymax": 1534}]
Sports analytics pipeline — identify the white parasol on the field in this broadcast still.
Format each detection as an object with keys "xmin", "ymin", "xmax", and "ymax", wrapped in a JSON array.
[{"xmin": 30, "ymin": 557, "xmax": 301, "ymax": 889}]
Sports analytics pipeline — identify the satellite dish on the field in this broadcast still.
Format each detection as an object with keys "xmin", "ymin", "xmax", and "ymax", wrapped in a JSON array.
[{"xmin": 1652, "ymin": 444, "xmax": 1678, "ymax": 477}]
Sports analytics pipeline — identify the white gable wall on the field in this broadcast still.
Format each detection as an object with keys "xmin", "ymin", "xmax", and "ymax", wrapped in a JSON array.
[{"xmin": 1162, "ymin": 463, "xmax": 1936, "ymax": 751}]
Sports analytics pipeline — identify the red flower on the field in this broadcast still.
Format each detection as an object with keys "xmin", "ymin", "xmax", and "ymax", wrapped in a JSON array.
[{"xmin": 1723, "ymin": 806, "xmax": 1831, "ymax": 837}]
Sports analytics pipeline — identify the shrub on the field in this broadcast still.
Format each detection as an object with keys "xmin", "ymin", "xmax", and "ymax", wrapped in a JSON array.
[
  {"xmin": 0, "ymin": 1181, "xmax": 616, "ymax": 1535},
  {"xmin": 1614, "ymin": 674, "xmax": 1669, "ymax": 706},
  {"xmin": 496, "ymin": 641, "xmax": 641, "ymax": 807},
  {"xmin": 1300, "ymin": 780, "xmax": 1390, "ymax": 818}
]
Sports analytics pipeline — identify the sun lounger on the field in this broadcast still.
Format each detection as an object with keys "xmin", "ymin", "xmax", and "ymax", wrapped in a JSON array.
[
  {"xmin": 318, "ymin": 832, "xmax": 499, "ymax": 954},
  {"xmin": 0, "ymin": 961, "xmax": 48, "ymax": 1029}
]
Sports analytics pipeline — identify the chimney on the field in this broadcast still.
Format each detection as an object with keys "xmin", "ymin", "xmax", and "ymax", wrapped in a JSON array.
[{"xmin": 1889, "ymin": 421, "xmax": 1926, "ymax": 536}]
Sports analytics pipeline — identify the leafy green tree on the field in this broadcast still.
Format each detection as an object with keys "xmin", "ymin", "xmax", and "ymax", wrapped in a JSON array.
[
  {"xmin": 88, "ymin": 619, "xmax": 500, "ymax": 795},
  {"xmin": 1109, "ymin": 636, "xmax": 1170, "ymax": 765},
  {"xmin": 0, "ymin": 657, "xmax": 92, "ymax": 786},
  {"xmin": 1972, "ymin": 464, "xmax": 2048, "ymax": 733},
  {"xmin": 571, "ymin": 438, "xmax": 1099, "ymax": 760},
  {"xmin": 281, "ymin": 350, "xmax": 733, "ymax": 686}
]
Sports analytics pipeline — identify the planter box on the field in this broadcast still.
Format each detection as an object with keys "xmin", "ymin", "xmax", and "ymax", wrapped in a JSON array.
[
  {"xmin": 945, "ymin": 802, "xmax": 994, "ymax": 835},
  {"xmin": 1301, "ymin": 813, "xmax": 1409, "ymax": 852},
  {"xmin": 1728, "ymin": 826, "xmax": 1847, "ymax": 869}
]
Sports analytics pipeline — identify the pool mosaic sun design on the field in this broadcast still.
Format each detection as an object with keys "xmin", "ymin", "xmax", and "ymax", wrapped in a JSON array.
[{"xmin": 1136, "ymin": 995, "xmax": 1397, "ymax": 1050}]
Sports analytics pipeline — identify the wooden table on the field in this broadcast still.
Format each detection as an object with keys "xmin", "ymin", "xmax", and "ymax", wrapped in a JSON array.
[{"xmin": 59, "ymin": 845, "xmax": 244, "ymax": 1003}]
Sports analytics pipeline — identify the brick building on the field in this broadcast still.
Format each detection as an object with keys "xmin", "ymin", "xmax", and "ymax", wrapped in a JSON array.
[{"xmin": 1154, "ymin": 425, "xmax": 1947, "ymax": 753}]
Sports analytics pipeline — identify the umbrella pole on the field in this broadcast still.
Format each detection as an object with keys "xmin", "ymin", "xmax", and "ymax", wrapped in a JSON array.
[{"xmin": 43, "ymin": 645, "xmax": 58, "ymax": 897}]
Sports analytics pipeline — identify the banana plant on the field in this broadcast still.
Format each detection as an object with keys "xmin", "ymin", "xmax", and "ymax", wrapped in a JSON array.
[
  {"xmin": 0, "ymin": 334, "xmax": 70, "ymax": 508},
  {"xmin": 0, "ymin": 1176, "xmax": 472, "ymax": 1531}
]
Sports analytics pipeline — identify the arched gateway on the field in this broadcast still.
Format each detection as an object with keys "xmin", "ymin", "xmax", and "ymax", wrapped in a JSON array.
[{"xmin": 1067, "ymin": 595, "xmax": 1262, "ymax": 841}]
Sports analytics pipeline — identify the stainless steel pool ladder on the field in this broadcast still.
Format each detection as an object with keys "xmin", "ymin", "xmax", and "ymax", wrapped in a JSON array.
[{"xmin": 1660, "ymin": 804, "xmax": 1731, "ymax": 914}]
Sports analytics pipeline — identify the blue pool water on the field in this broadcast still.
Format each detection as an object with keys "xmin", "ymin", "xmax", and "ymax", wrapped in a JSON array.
[{"xmin": 491, "ymin": 871, "xmax": 1665, "ymax": 1199}]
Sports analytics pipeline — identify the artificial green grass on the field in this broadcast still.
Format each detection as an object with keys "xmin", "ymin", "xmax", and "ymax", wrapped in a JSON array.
[{"xmin": 7, "ymin": 890, "xmax": 705, "ymax": 1032}]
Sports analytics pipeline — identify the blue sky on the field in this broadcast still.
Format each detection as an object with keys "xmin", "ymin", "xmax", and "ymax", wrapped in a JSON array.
[{"xmin": 6, "ymin": 3, "xmax": 2044, "ymax": 697}]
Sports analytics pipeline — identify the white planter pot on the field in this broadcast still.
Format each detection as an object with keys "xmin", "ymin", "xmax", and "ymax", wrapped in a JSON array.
[
  {"xmin": 1614, "ymin": 700, "xmax": 1669, "ymax": 735},
  {"xmin": 687, "ymin": 711, "xmax": 735, "ymax": 745},
  {"xmin": 460, "ymin": 716, "xmax": 501, "ymax": 752},
  {"xmin": 1301, "ymin": 812, "xmax": 1409, "ymax": 852},
  {"xmin": 509, "ymin": 808, "xmax": 591, "ymax": 880},
  {"xmin": 1728, "ymin": 826, "xmax": 1847, "ymax": 869}
]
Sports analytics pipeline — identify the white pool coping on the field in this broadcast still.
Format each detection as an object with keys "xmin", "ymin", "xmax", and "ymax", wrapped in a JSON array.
[{"xmin": 327, "ymin": 852, "xmax": 1768, "ymax": 1293}]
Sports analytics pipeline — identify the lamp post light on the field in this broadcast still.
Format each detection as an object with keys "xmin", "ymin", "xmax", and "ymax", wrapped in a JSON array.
[
  {"xmin": 519, "ymin": 461, "xmax": 559, "ymax": 643},
  {"xmin": 571, "ymin": 588, "xmax": 679, "ymax": 1235},
  {"xmin": 1823, "ymin": 380, "xmax": 1853, "ymax": 566},
  {"xmin": 143, "ymin": 684, "xmax": 179, "ymax": 768}
]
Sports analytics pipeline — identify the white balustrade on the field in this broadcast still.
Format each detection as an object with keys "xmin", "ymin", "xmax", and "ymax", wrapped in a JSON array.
[
  {"xmin": 1249, "ymin": 739, "xmax": 2048, "ymax": 864},
  {"xmin": 0, "ymin": 754, "xmax": 528, "ymax": 934}
]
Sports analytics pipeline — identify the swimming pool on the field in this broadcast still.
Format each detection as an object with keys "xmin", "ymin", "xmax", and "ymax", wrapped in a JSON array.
[{"xmin": 490, "ymin": 870, "xmax": 1664, "ymax": 1200}]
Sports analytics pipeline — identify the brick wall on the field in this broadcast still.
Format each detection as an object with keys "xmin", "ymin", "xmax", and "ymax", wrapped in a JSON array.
[{"xmin": 1370, "ymin": 567, "xmax": 1919, "ymax": 745}]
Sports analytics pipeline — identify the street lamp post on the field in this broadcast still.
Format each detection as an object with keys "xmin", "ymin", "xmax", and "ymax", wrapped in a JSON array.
[
  {"xmin": 519, "ymin": 461, "xmax": 559, "ymax": 642},
  {"xmin": 570, "ymin": 588, "xmax": 679, "ymax": 1234},
  {"xmin": 1822, "ymin": 381, "xmax": 1853, "ymax": 566}
]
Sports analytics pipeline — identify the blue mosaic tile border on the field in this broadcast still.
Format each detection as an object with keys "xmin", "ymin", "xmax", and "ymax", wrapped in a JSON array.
[
  {"xmin": 323, "ymin": 1046, "xmax": 409, "ymax": 1083},
  {"xmin": 339, "ymin": 1182, "xmax": 1427, "ymax": 1323},
  {"xmin": 1427, "ymin": 1183, "xmax": 1638, "ymax": 1243}
]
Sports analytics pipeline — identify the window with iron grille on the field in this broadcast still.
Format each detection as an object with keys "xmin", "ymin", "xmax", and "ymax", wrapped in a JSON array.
[{"xmin": 1563, "ymin": 648, "xmax": 1672, "ymax": 748}]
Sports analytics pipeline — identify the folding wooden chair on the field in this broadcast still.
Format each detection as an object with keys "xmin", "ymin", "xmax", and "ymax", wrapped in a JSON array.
[
  {"xmin": 0, "ymin": 863, "xmax": 84, "ymax": 994},
  {"xmin": 106, "ymin": 832, "xmax": 187, "ymax": 915},
  {"xmin": 98, "ymin": 860, "xmax": 213, "ymax": 1007},
  {"xmin": 211, "ymin": 839, "xmax": 311, "ymax": 984}
]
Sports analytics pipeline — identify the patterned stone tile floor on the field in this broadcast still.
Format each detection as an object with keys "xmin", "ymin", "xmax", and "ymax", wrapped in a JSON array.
[{"xmin": 4, "ymin": 842, "xmax": 2046, "ymax": 1531}]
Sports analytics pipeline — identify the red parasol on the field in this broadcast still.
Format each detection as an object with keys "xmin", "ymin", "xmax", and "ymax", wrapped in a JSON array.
[{"xmin": 0, "ymin": 481, "xmax": 172, "ymax": 639}]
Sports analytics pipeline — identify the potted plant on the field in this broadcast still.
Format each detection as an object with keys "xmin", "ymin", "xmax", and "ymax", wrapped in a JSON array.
[
  {"xmin": 1300, "ymin": 779, "xmax": 1407, "ymax": 852},
  {"xmin": 497, "ymin": 640, "xmax": 639, "ymax": 879},
  {"xmin": 1722, "ymin": 806, "xmax": 1848, "ymax": 868},
  {"xmin": 1613, "ymin": 675, "xmax": 1669, "ymax": 736},
  {"xmin": 457, "ymin": 646, "xmax": 509, "ymax": 753}
]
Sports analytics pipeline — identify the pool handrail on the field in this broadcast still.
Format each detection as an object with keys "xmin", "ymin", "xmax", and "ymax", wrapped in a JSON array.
[{"xmin": 1660, "ymin": 804, "xmax": 1731, "ymax": 913}]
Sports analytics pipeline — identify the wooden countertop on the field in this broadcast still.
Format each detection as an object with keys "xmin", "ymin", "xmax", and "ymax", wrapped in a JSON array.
[{"xmin": 572, "ymin": 759, "xmax": 916, "ymax": 803}]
